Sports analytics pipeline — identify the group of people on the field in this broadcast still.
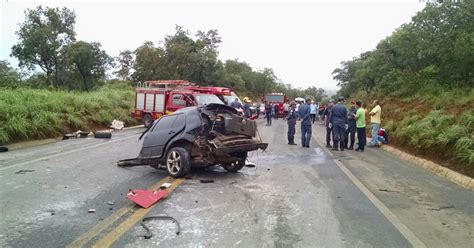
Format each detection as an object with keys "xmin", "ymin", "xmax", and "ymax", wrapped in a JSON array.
[{"xmin": 285, "ymin": 97, "xmax": 384, "ymax": 152}]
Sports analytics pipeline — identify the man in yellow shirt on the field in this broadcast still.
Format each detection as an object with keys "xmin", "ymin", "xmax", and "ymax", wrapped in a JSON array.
[{"xmin": 368, "ymin": 100, "xmax": 382, "ymax": 147}]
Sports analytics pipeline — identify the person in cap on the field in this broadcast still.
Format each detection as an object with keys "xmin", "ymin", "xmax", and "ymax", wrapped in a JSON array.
[
  {"xmin": 299, "ymin": 98, "xmax": 313, "ymax": 148},
  {"xmin": 286, "ymin": 101, "xmax": 298, "ymax": 145},
  {"xmin": 344, "ymin": 100, "xmax": 357, "ymax": 150},
  {"xmin": 329, "ymin": 96, "xmax": 348, "ymax": 151}
]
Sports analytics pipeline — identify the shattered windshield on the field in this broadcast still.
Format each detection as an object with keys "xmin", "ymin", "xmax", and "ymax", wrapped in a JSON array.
[{"xmin": 194, "ymin": 94, "xmax": 224, "ymax": 105}]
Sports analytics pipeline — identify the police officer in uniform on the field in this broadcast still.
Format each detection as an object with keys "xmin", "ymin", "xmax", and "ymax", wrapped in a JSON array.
[
  {"xmin": 329, "ymin": 96, "xmax": 348, "ymax": 151},
  {"xmin": 286, "ymin": 101, "xmax": 297, "ymax": 145}
]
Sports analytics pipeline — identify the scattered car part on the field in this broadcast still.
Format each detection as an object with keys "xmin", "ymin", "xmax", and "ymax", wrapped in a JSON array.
[
  {"xmin": 15, "ymin": 169, "xmax": 34, "ymax": 174},
  {"xmin": 245, "ymin": 161, "xmax": 257, "ymax": 168},
  {"xmin": 159, "ymin": 183, "xmax": 172, "ymax": 189},
  {"xmin": 199, "ymin": 179, "xmax": 215, "ymax": 183},
  {"xmin": 0, "ymin": 147, "xmax": 8, "ymax": 152},
  {"xmin": 111, "ymin": 119, "xmax": 124, "ymax": 130},
  {"xmin": 140, "ymin": 215, "xmax": 180, "ymax": 239},
  {"xmin": 127, "ymin": 189, "xmax": 168, "ymax": 209},
  {"xmin": 88, "ymin": 209, "xmax": 96, "ymax": 213},
  {"xmin": 94, "ymin": 131, "xmax": 112, "ymax": 139}
]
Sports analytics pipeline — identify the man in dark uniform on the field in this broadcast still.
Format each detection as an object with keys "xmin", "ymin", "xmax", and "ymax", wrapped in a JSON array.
[
  {"xmin": 265, "ymin": 102, "xmax": 272, "ymax": 126},
  {"xmin": 323, "ymin": 99, "xmax": 334, "ymax": 148},
  {"xmin": 299, "ymin": 98, "xmax": 312, "ymax": 148},
  {"xmin": 286, "ymin": 102, "xmax": 297, "ymax": 145},
  {"xmin": 329, "ymin": 96, "xmax": 348, "ymax": 151},
  {"xmin": 345, "ymin": 100, "xmax": 357, "ymax": 150}
]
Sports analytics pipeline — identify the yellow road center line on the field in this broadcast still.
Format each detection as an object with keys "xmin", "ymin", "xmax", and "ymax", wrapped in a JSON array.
[
  {"xmin": 67, "ymin": 176, "xmax": 174, "ymax": 248},
  {"xmin": 91, "ymin": 178, "xmax": 185, "ymax": 248}
]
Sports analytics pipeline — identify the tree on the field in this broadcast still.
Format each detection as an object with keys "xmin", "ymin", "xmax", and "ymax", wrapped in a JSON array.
[
  {"xmin": 304, "ymin": 86, "xmax": 326, "ymax": 102},
  {"xmin": 11, "ymin": 6, "xmax": 76, "ymax": 88},
  {"xmin": 132, "ymin": 41, "xmax": 168, "ymax": 82},
  {"xmin": 0, "ymin": 60, "xmax": 21, "ymax": 88},
  {"xmin": 114, "ymin": 50, "xmax": 134, "ymax": 81},
  {"xmin": 64, "ymin": 41, "xmax": 111, "ymax": 91}
]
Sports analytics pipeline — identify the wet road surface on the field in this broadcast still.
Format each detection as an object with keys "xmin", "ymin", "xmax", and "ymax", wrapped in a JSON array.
[{"xmin": 0, "ymin": 119, "xmax": 473, "ymax": 247}]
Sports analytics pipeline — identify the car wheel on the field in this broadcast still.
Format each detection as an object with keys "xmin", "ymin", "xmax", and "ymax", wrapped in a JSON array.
[
  {"xmin": 142, "ymin": 114, "xmax": 153, "ymax": 128},
  {"xmin": 166, "ymin": 147, "xmax": 191, "ymax": 178},
  {"xmin": 222, "ymin": 158, "xmax": 246, "ymax": 173}
]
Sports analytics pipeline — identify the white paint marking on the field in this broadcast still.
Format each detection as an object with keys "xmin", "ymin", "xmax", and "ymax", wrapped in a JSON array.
[
  {"xmin": 312, "ymin": 133, "xmax": 426, "ymax": 247},
  {"xmin": 333, "ymin": 159, "xmax": 427, "ymax": 248},
  {"xmin": 0, "ymin": 134, "xmax": 140, "ymax": 171}
]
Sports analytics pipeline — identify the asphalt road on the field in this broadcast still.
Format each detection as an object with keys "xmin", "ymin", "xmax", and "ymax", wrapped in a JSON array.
[{"xmin": 0, "ymin": 119, "xmax": 473, "ymax": 248}]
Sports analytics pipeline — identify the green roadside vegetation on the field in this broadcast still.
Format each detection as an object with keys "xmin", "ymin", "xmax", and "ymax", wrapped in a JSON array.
[
  {"xmin": 0, "ymin": 82, "xmax": 136, "ymax": 144},
  {"xmin": 332, "ymin": 1, "xmax": 474, "ymax": 176}
]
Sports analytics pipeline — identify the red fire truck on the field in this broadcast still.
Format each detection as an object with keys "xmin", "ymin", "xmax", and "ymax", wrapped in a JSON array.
[
  {"xmin": 131, "ymin": 80, "xmax": 224, "ymax": 127},
  {"xmin": 264, "ymin": 93, "xmax": 289, "ymax": 118}
]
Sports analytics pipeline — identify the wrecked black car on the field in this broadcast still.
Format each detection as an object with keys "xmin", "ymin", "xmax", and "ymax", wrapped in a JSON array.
[{"xmin": 118, "ymin": 103, "xmax": 268, "ymax": 177}]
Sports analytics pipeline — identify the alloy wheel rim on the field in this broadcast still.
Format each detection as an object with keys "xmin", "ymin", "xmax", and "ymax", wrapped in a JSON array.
[{"xmin": 167, "ymin": 151, "xmax": 181, "ymax": 174}]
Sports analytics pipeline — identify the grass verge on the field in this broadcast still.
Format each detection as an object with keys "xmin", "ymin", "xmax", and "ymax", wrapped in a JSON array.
[{"xmin": 0, "ymin": 82, "xmax": 138, "ymax": 144}]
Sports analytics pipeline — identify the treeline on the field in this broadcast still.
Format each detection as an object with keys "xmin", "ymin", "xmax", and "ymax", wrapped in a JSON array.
[
  {"xmin": 332, "ymin": 0, "xmax": 473, "ymax": 97},
  {"xmin": 2, "ymin": 5, "xmax": 326, "ymax": 101},
  {"xmin": 331, "ymin": 1, "xmax": 474, "ymax": 169}
]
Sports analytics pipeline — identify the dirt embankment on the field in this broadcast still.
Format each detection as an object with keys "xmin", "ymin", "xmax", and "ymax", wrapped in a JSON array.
[{"xmin": 375, "ymin": 97, "xmax": 474, "ymax": 178}]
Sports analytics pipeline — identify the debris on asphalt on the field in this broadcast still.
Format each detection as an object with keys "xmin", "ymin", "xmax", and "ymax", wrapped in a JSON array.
[
  {"xmin": 427, "ymin": 205, "xmax": 454, "ymax": 211},
  {"xmin": 77, "ymin": 130, "xmax": 91, "ymax": 138},
  {"xmin": 127, "ymin": 189, "xmax": 168, "ymax": 208},
  {"xmin": 159, "ymin": 183, "xmax": 172, "ymax": 189},
  {"xmin": 15, "ymin": 169, "xmax": 35, "ymax": 174},
  {"xmin": 88, "ymin": 209, "xmax": 96, "ymax": 213},
  {"xmin": 199, "ymin": 179, "xmax": 215, "ymax": 183},
  {"xmin": 378, "ymin": 188, "xmax": 400, "ymax": 193},
  {"xmin": 0, "ymin": 146, "xmax": 9, "ymax": 152},
  {"xmin": 267, "ymin": 168, "xmax": 271, "ymax": 171},
  {"xmin": 94, "ymin": 131, "xmax": 112, "ymax": 139},
  {"xmin": 111, "ymin": 119, "xmax": 125, "ymax": 130},
  {"xmin": 106, "ymin": 201, "xmax": 115, "ymax": 205},
  {"xmin": 230, "ymin": 181, "xmax": 237, "ymax": 184},
  {"xmin": 140, "ymin": 215, "xmax": 180, "ymax": 239},
  {"xmin": 245, "ymin": 161, "xmax": 256, "ymax": 168}
]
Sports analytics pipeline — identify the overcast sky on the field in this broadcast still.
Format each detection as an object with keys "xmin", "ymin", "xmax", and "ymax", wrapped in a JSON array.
[{"xmin": 1, "ymin": 0, "xmax": 426, "ymax": 90}]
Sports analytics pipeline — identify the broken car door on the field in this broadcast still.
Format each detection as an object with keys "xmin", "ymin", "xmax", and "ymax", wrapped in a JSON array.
[{"xmin": 140, "ymin": 114, "xmax": 186, "ymax": 158}]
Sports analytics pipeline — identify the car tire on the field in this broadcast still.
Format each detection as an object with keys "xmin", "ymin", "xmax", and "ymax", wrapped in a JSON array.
[
  {"xmin": 222, "ymin": 158, "xmax": 246, "ymax": 173},
  {"xmin": 142, "ymin": 114, "xmax": 153, "ymax": 128},
  {"xmin": 166, "ymin": 147, "xmax": 191, "ymax": 178},
  {"xmin": 94, "ymin": 131, "xmax": 112, "ymax": 138}
]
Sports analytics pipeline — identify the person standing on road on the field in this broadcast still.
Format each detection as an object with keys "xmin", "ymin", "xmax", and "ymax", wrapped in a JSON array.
[
  {"xmin": 310, "ymin": 101, "xmax": 317, "ymax": 124},
  {"xmin": 345, "ymin": 100, "xmax": 357, "ymax": 150},
  {"xmin": 299, "ymin": 98, "xmax": 312, "ymax": 148},
  {"xmin": 286, "ymin": 102, "xmax": 297, "ymax": 145},
  {"xmin": 283, "ymin": 102, "xmax": 289, "ymax": 119},
  {"xmin": 323, "ymin": 100, "xmax": 334, "ymax": 147},
  {"xmin": 355, "ymin": 100, "xmax": 366, "ymax": 152},
  {"xmin": 368, "ymin": 100, "xmax": 382, "ymax": 147},
  {"xmin": 329, "ymin": 96, "xmax": 348, "ymax": 151},
  {"xmin": 265, "ymin": 102, "xmax": 272, "ymax": 126}
]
